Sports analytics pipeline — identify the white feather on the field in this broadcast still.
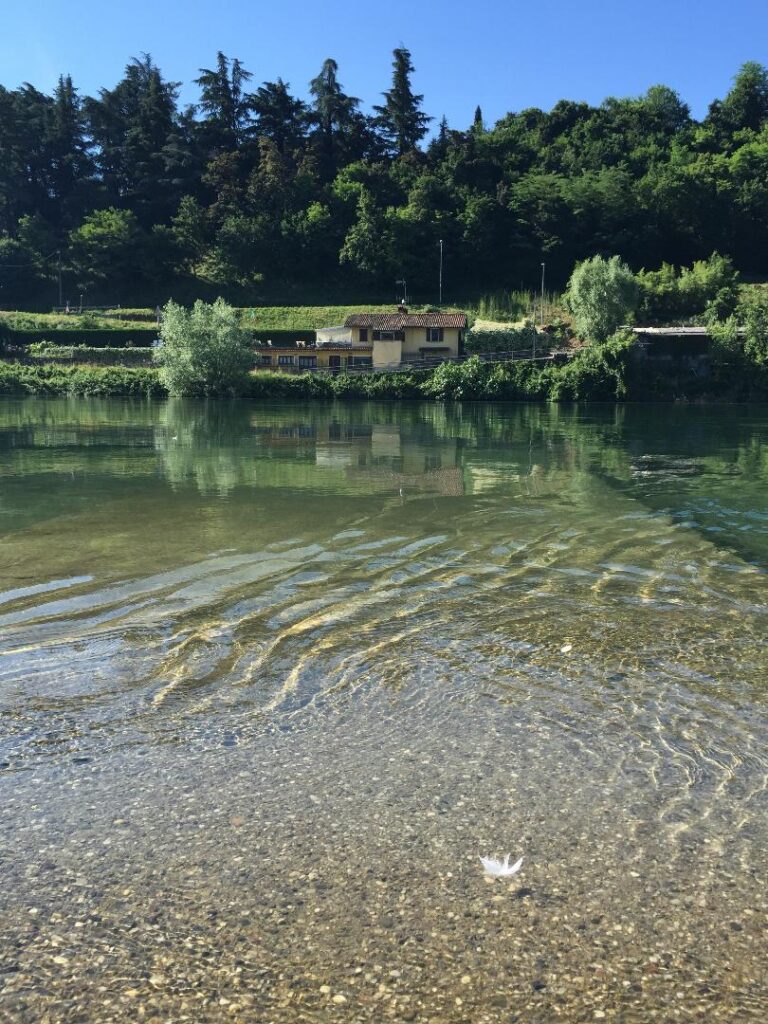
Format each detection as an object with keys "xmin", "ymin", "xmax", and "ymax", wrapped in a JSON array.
[{"xmin": 479, "ymin": 854, "xmax": 524, "ymax": 878}]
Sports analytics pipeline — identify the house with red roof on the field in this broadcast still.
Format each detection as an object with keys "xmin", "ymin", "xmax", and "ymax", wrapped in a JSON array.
[
  {"xmin": 254, "ymin": 306, "xmax": 468, "ymax": 374},
  {"xmin": 343, "ymin": 306, "xmax": 468, "ymax": 369}
]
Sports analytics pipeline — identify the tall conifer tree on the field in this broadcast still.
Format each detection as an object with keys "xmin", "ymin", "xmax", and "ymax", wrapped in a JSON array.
[
  {"xmin": 373, "ymin": 47, "xmax": 431, "ymax": 156},
  {"xmin": 308, "ymin": 58, "xmax": 360, "ymax": 173},
  {"xmin": 195, "ymin": 53, "xmax": 253, "ymax": 152}
]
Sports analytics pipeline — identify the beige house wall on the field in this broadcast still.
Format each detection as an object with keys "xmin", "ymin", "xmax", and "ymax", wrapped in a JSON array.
[
  {"xmin": 401, "ymin": 327, "xmax": 461, "ymax": 359},
  {"xmin": 372, "ymin": 338, "xmax": 402, "ymax": 369},
  {"xmin": 254, "ymin": 347, "xmax": 373, "ymax": 371},
  {"xmin": 351, "ymin": 327, "xmax": 462, "ymax": 363}
]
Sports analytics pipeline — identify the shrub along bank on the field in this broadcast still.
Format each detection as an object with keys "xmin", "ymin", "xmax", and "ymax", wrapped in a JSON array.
[
  {"xmin": 2, "ymin": 337, "xmax": 768, "ymax": 401},
  {"xmin": 27, "ymin": 342, "xmax": 154, "ymax": 366},
  {"xmin": 0, "ymin": 362, "xmax": 166, "ymax": 396}
]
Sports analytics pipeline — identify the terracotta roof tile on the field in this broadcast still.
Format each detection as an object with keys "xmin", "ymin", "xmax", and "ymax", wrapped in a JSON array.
[{"xmin": 344, "ymin": 311, "xmax": 467, "ymax": 329}]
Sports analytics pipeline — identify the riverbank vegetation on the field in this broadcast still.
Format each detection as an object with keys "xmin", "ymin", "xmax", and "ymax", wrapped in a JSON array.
[
  {"xmin": 3, "ymin": 52, "xmax": 768, "ymax": 308},
  {"xmin": 26, "ymin": 342, "xmax": 154, "ymax": 365},
  {"xmin": 0, "ymin": 362, "xmax": 165, "ymax": 396},
  {"xmin": 155, "ymin": 298, "xmax": 253, "ymax": 396},
  {"xmin": 3, "ymin": 335, "xmax": 768, "ymax": 402}
]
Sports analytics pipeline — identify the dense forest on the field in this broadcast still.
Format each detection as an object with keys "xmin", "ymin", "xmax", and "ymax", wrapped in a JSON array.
[{"xmin": 2, "ymin": 50, "xmax": 768, "ymax": 308}]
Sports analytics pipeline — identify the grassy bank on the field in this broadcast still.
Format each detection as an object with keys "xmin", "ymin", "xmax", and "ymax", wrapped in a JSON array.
[
  {"xmin": 1, "ymin": 304, "xmax": 468, "ymax": 333},
  {"xmin": 0, "ymin": 311, "xmax": 154, "ymax": 331}
]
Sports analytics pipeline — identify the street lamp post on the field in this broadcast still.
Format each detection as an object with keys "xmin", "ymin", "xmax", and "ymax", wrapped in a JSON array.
[{"xmin": 439, "ymin": 239, "xmax": 443, "ymax": 306}]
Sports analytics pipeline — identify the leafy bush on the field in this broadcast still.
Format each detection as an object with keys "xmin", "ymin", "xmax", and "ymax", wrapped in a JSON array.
[
  {"xmin": 709, "ymin": 290, "xmax": 768, "ymax": 367},
  {"xmin": 0, "ymin": 362, "xmax": 164, "ymax": 396},
  {"xmin": 420, "ymin": 344, "xmax": 631, "ymax": 402},
  {"xmin": 637, "ymin": 253, "xmax": 740, "ymax": 324},
  {"xmin": 544, "ymin": 335, "xmax": 631, "ymax": 401},
  {"xmin": 244, "ymin": 369, "xmax": 426, "ymax": 400},
  {"xmin": 741, "ymin": 294, "xmax": 768, "ymax": 365},
  {"xmin": 421, "ymin": 356, "xmax": 502, "ymax": 400},
  {"xmin": 155, "ymin": 298, "xmax": 254, "ymax": 396},
  {"xmin": 27, "ymin": 342, "xmax": 154, "ymax": 365},
  {"xmin": 464, "ymin": 321, "xmax": 542, "ymax": 354},
  {"xmin": 566, "ymin": 255, "xmax": 638, "ymax": 342}
]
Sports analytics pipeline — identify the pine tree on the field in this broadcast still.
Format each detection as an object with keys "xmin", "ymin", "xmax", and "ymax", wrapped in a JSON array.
[
  {"xmin": 85, "ymin": 55, "xmax": 180, "ymax": 221},
  {"xmin": 472, "ymin": 105, "xmax": 485, "ymax": 134},
  {"xmin": 0, "ymin": 86, "xmax": 24, "ymax": 233},
  {"xmin": 48, "ymin": 76, "xmax": 93, "ymax": 223},
  {"xmin": 251, "ymin": 79, "xmax": 307, "ymax": 154},
  {"xmin": 373, "ymin": 47, "xmax": 432, "ymax": 156},
  {"xmin": 195, "ymin": 52, "xmax": 253, "ymax": 152},
  {"xmin": 11, "ymin": 85, "xmax": 54, "ymax": 222},
  {"xmin": 427, "ymin": 115, "xmax": 450, "ymax": 164},
  {"xmin": 308, "ymin": 58, "xmax": 360, "ymax": 173}
]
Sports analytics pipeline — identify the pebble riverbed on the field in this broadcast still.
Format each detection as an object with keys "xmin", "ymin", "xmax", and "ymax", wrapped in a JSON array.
[
  {"xmin": 3, "ymin": 682, "xmax": 767, "ymax": 1024},
  {"xmin": 2, "ymin": 399, "xmax": 768, "ymax": 1021}
]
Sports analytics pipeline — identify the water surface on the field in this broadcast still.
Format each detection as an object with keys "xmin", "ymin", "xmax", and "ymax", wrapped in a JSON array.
[{"xmin": 1, "ymin": 398, "xmax": 767, "ymax": 1022}]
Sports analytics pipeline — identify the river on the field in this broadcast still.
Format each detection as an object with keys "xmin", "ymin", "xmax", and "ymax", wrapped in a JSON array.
[{"xmin": 1, "ymin": 398, "xmax": 767, "ymax": 1022}]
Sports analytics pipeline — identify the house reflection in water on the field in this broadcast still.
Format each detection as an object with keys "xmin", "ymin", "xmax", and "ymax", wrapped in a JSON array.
[{"xmin": 252, "ymin": 418, "xmax": 465, "ymax": 497}]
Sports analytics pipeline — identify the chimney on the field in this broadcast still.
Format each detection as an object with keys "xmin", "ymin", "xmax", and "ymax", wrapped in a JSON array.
[{"xmin": 397, "ymin": 303, "xmax": 408, "ymax": 313}]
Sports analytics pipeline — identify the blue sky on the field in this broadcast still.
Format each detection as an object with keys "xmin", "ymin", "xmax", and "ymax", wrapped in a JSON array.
[{"xmin": 3, "ymin": 0, "xmax": 767, "ymax": 129}]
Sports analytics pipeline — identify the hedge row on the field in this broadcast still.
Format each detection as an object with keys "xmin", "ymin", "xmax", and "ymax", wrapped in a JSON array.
[
  {"xmin": 27, "ymin": 343, "xmax": 155, "ymax": 366},
  {"xmin": 0, "ymin": 363, "xmax": 165, "ymax": 397},
  {"xmin": 0, "ymin": 327, "xmax": 158, "ymax": 349}
]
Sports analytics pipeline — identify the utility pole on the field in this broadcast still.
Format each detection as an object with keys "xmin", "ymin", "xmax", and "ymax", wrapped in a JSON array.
[
  {"xmin": 57, "ymin": 251, "xmax": 63, "ymax": 308},
  {"xmin": 533, "ymin": 261, "xmax": 545, "ymax": 361},
  {"xmin": 540, "ymin": 262, "xmax": 546, "ymax": 328},
  {"xmin": 396, "ymin": 279, "xmax": 408, "ymax": 305},
  {"xmin": 439, "ymin": 239, "xmax": 443, "ymax": 306}
]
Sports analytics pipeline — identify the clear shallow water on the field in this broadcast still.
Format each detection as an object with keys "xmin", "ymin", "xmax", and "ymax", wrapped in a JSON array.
[{"xmin": 0, "ymin": 398, "xmax": 767, "ymax": 1022}]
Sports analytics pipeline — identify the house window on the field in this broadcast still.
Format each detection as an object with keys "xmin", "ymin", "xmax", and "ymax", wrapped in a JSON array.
[
  {"xmin": 260, "ymin": 354, "xmax": 272, "ymax": 365},
  {"xmin": 427, "ymin": 327, "xmax": 444, "ymax": 342},
  {"xmin": 278, "ymin": 355, "xmax": 294, "ymax": 366},
  {"xmin": 298, "ymin": 355, "xmax": 317, "ymax": 369},
  {"xmin": 373, "ymin": 330, "xmax": 403, "ymax": 341},
  {"xmin": 349, "ymin": 356, "xmax": 372, "ymax": 367},
  {"xmin": 359, "ymin": 328, "xmax": 368, "ymax": 341}
]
